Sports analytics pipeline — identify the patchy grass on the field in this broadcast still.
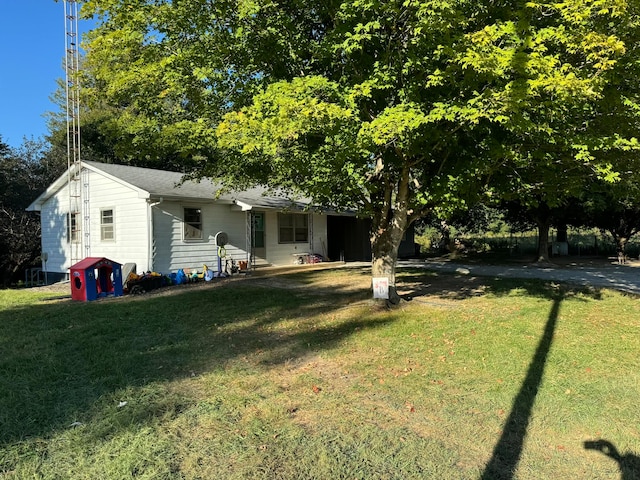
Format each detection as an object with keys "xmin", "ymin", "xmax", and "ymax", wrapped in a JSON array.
[{"xmin": 1, "ymin": 268, "xmax": 639, "ymax": 479}]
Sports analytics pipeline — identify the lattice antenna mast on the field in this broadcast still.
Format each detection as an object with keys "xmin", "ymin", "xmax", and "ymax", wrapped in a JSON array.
[{"xmin": 64, "ymin": 0, "xmax": 90, "ymax": 266}]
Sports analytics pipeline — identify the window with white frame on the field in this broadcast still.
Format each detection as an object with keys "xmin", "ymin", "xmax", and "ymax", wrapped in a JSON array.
[
  {"xmin": 101, "ymin": 208, "xmax": 115, "ymax": 241},
  {"xmin": 183, "ymin": 207, "xmax": 203, "ymax": 240},
  {"xmin": 278, "ymin": 213, "xmax": 308, "ymax": 243},
  {"xmin": 67, "ymin": 212, "xmax": 80, "ymax": 243}
]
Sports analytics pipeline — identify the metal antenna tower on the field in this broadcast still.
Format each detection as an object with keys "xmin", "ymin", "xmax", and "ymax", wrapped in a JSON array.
[{"xmin": 64, "ymin": 0, "xmax": 90, "ymax": 266}]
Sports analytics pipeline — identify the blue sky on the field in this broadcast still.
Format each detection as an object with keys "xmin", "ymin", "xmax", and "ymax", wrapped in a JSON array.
[{"xmin": 0, "ymin": 1, "xmax": 93, "ymax": 149}]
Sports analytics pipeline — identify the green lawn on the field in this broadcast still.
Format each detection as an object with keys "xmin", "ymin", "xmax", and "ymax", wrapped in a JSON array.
[{"xmin": 1, "ymin": 267, "xmax": 638, "ymax": 479}]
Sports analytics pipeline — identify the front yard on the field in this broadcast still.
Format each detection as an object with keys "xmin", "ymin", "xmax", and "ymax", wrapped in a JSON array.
[{"xmin": 1, "ymin": 267, "xmax": 638, "ymax": 479}]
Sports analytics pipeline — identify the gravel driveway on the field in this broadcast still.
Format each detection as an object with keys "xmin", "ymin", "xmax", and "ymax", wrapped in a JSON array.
[{"xmin": 398, "ymin": 258, "xmax": 640, "ymax": 296}]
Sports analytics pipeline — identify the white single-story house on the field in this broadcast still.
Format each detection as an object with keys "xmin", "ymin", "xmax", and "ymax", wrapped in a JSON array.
[{"xmin": 27, "ymin": 161, "xmax": 416, "ymax": 281}]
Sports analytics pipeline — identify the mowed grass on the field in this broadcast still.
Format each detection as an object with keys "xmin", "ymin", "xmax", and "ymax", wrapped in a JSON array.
[{"xmin": 0, "ymin": 267, "xmax": 639, "ymax": 479}]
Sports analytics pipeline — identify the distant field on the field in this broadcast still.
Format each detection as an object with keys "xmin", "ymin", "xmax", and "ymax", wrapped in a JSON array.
[{"xmin": 1, "ymin": 267, "xmax": 638, "ymax": 479}]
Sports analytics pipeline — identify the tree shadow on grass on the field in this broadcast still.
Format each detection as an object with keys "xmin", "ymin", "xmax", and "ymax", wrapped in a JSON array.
[
  {"xmin": 392, "ymin": 270, "xmax": 605, "ymax": 480},
  {"xmin": 397, "ymin": 268, "xmax": 621, "ymax": 480},
  {"xmin": 0, "ymin": 276, "xmax": 381, "ymax": 448},
  {"xmin": 330, "ymin": 268, "xmax": 608, "ymax": 480},
  {"xmin": 0, "ymin": 267, "xmax": 604, "ymax": 456},
  {"xmin": 584, "ymin": 440, "xmax": 640, "ymax": 480},
  {"xmin": 397, "ymin": 268, "xmax": 604, "ymax": 302},
  {"xmin": 480, "ymin": 294, "xmax": 561, "ymax": 480}
]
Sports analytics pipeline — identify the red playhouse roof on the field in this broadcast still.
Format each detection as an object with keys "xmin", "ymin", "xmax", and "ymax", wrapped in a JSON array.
[{"xmin": 70, "ymin": 257, "xmax": 122, "ymax": 270}]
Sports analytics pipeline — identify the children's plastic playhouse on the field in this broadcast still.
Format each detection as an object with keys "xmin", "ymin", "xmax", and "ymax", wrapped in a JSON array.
[{"xmin": 69, "ymin": 257, "xmax": 123, "ymax": 301}]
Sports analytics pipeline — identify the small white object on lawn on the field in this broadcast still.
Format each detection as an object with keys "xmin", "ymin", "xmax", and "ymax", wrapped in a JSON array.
[{"xmin": 373, "ymin": 277, "xmax": 389, "ymax": 299}]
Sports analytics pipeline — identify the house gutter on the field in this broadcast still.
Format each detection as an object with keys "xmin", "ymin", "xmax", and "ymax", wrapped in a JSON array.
[{"xmin": 147, "ymin": 197, "xmax": 164, "ymax": 271}]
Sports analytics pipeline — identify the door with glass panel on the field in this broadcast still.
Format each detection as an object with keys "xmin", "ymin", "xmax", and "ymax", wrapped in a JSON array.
[{"xmin": 251, "ymin": 212, "xmax": 266, "ymax": 263}]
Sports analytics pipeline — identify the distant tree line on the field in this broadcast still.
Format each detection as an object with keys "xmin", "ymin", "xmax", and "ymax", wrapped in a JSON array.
[
  {"xmin": 0, "ymin": 136, "xmax": 66, "ymax": 287},
  {"xmin": 418, "ymin": 193, "xmax": 640, "ymax": 263}
]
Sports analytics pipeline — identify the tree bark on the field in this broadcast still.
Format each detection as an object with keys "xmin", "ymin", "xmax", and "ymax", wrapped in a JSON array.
[
  {"xmin": 536, "ymin": 220, "xmax": 550, "ymax": 262},
  {"xmin": 610, "ymin": 231, "xmax": 629, "ymax": 264},
  {"xmin": 369, "ymin": 166, "xmax": 411, "ymax": 306},
  {"xmin": 605, "ymin": 214, "xmax": 640, "ymax": 264},
  {"xmin": 371, "ymin": 223, "xmax": 405, "ymax": 305},
  {"xmin": 533, "ymin": 205, "xmax": 551, "ymax": 262}
]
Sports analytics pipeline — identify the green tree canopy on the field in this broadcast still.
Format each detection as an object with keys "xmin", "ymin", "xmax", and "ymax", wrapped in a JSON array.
[{"xmin": 81, "ymin": 0, "xmax": 640, "ymax": 301}]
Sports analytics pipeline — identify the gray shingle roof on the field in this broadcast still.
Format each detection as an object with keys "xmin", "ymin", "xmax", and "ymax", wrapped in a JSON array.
[
  {"xmin": 84, "ymin": 161, "xmax": 222, "ymax": 200},
  {"xmin": 84, "ymin": 161, "xmax": 312, "ymax": 211}
]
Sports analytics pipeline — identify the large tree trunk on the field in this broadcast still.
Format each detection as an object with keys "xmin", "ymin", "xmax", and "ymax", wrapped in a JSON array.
[
  {"xmin": 369, "ymin": 165, "xmax": 412, "ymax": 306},
  {"xmin": 536, "ymin": 220, "xmax": 551, "ymax": 262},
  {"xmin": 607, "ymin": 216, "xmax": 640, "ymax": 264},
  {"xmin": 609, "ymin": 229, "xmax": 630, "ymax": 264},
  {"xmin": 532, "ymin": 204, "xmax": 551, "ymax": 263},
  {"xmin": 615, "ymin": 236, "xmax": 628, "ymax": 264},
  {"xmin": 371, "ymin": 221, "xmax": 405, "ymax": 305}
]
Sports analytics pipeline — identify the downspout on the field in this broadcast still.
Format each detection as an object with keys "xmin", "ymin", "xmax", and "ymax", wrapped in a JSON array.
[{"xmin": 147, "ymin": 197, "xmax": 164, "ymax": 272}]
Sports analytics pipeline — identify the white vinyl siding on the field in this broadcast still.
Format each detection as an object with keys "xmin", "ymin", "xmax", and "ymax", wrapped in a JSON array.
[
  {"xmin": 264, "ymin": 212, "xmax": 328, "ymax": 265},
  {"xmin": 88, "ymin": 169, "xmax": 148, "ymax": 269},
  {"xmin": 36, "ymin": 164, "xmax": 332, "ymax": 276},
  {"xmin": 152, "ymin": 202, "xmax": 247, "ymax": 273},
  {"xmin": 40, "ymin": 182, "xmax": 74, "ymax": 274},
  {"xmin": 38, "ymin": 168, "xmax": 151, "ymax": 274}
]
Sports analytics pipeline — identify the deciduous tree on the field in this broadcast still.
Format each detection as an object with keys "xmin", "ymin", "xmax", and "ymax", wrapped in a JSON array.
[
  {"xmin": 81, "ymin": 0, "xmax": 640, "ymax": 301},
  {"xmin": 0, "ymin": 137, "xmax": 64, "ymax": 286}
]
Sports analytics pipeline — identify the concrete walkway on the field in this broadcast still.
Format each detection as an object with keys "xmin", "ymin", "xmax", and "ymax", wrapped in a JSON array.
[{"xmin": 398, "ymin": 258, "xmax": 640, "ymax": 296}]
